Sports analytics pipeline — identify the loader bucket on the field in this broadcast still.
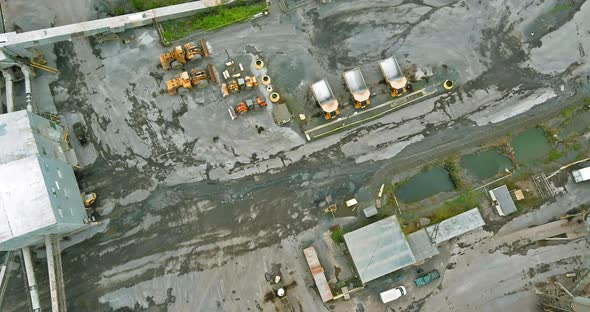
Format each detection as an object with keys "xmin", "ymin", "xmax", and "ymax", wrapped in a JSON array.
[
  {"xmin": 200, "ymin": 39, "xmax": 213, "ymax": 58},
  {"xmin": 207, "ymin": 64, "xmax": 219, "ymax": 85}
]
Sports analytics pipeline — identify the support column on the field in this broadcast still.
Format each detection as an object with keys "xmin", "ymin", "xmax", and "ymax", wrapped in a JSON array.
[
  {"xmin": 46, "ymin": 235, "xmax": 66, "ymax": 312},
  {"xmin": 21, "ymin": 65, "xmax": 32, "ymax": 112},
  {"xmin": 1, "ymin": 69, "xmax": 13, "ymax": 112},
  {"xmin": 21, "ymin": 248, "xmax": 41, "ymax": 312}
]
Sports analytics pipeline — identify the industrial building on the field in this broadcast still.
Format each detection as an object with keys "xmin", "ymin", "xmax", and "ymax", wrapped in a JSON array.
[
  {"xmin": 0, "ymin": 110, "xmax": 88, "ymax": 250},
  {"xmin": 489, "ymin": 185, "xmax": 518, "ymax": 216},
  {"xmin": 344, "ymin": 216, "xmax": 417, "ymax": 284},
  {"xmin": 344, "ymin": 209, "xmax": 485, "ymax": 284},
  {"xmin": 0, "ymin": 110, "xmax": 91, "ymax": 312}
]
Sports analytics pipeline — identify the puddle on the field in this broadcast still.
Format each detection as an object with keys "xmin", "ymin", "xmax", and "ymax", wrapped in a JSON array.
[
  {"xmin": 460, "ymin": 149, "xmax": 513, "ymax": 180},
  {"xmin": 395, "ymin": 166, "xmax": 455, "ymax": 203},
  {"xmin": 561, "ymin": 111, "xmax": 590, "ymax": 136},
  {"xmin": 512, "ymin": 128, "xmax": 552, "ymax": 165}
]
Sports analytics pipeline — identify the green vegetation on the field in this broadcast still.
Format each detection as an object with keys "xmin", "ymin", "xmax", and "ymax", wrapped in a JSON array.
[
  {"xmin": 428, "ymin": 191, "xmax": 481, "ymax": 225},
  {"xmin": 131, "ymin": 0, "xmax": 187, "ymax": 11},
  {"xmin": 160, "ymin": 2, "xmax": 266, "ymax": 42},
  {"xmin": 550, "ymin": 3, "xmax": 572, "ymax": 14},
  {"xmin": 562, "ymin": 107, "xmax": 575, "ymax": 118},
  {"xmin": 546, "ymin": 149, "xmax": 563, "ymax": 162},
  {"xmin": 330, "ymin": 228, "xmax": 344, "ymax": 243},
  {"xmin": 112, "ymin": 6, "xmax": 126, "ymax": 16},
  {"xmin": 444, "ymin": 156, "xmax": 465, "ymax": 189}
]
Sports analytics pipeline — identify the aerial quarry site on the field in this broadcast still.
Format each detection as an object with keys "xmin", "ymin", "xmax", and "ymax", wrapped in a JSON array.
[{"xmin": 2, "ymin": 1, "xmax": 590, "ymax": 312}]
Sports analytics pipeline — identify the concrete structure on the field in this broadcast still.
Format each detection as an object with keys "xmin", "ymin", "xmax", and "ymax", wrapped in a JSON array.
[
  {"xmin": 344, "ymin": 216, "xmax": 416, "ymax": 284},
  {"xmin": 572, "ymin": 166, "xmax": 590, "ymax": 183},
  {"xmin": 407, "ymin": 229, "xmax": 440, "ymax": 262},
  {"xmin": 0, "ymin": 0, "xmax": 231, "ymax": 55},
  {"xmin": 425, "ymin": 208, "xmax": 485, "ymax": 244},
  {"xmin": 0, "ymin": 110, "xmax": 87, "ymax": 251},
  {"xmin": 303, "ymin": 246, "xmax": 333, "ymax": 302},
  {"xmin": 489, "ymin": 185, "xmax": 518, "ymax": 216},
  {"xmin": 363, "ymin": 205, "xmax": 378, "ymax": 218}
]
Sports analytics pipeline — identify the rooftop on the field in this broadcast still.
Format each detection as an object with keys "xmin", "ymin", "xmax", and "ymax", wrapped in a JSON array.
[
  {"xmin": 425, "ymin": 208, "xmax": 485, "ymax": 244},
  {"xmin": 0, "ymin": 156, "xmax": 56, "ymax": 243},
  {"xmin": 407, "ymin": 229, "xmax": 440, "ymax": 262},
  {"xmin": 573, "ymin": 166, "xmax": 590, "ymax": 182},
  {"xmin": 489, "ymin": 185, "xmax": 517, "ymax": 216},
  {"xmin": 344, "ymin": 216, "xmax": 416, "ymax": 284}
]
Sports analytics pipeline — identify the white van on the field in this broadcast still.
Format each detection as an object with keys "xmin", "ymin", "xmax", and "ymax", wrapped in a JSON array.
[{"xmin": 380, "ymin": 286, "xmax": 407, "ymax": 303}]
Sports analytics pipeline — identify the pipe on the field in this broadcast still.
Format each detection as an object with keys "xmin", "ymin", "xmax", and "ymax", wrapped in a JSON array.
[
  {"xmin": 1, "ymin": 70, "xmax": 13, "ymax": 113},
  {"xmin": 21, "ymin": 65, "xmax": 32, "ymax": 112},
  {"xmin": 21, "ymin": 247, "xmax": 41, "ymax": 312}
]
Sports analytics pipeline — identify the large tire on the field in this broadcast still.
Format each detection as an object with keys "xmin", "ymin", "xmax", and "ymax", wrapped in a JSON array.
[
  {"xmin": 170, "ymin": 60, "xmax": 182, "ymax": 69},
  {"xmin": 177, "ymin": 87, "xmax": 189, "ymax": 94}
]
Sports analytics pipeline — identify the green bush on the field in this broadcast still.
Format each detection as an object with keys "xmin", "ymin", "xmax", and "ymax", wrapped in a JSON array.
[{"xmin": 161, "ymin": 2, "xmax": 266, "ymax": 42}]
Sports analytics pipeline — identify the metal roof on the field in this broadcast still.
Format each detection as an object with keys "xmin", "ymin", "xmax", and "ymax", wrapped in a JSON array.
[
  {"xmin": 0, "ymin": 156, "xmax": 57, "ymax": 243},
  {"xmin": 573, "ymin": 167, "xmax": 590, "ymax": 182},
  {"xmin": 0, "ymin": 110, "xmax": 38, "ymax": 165},
  {"xmin": 303, "ymin": 247, "xmax": 333, "ymax": 302},
  {"xmin": 489, "ymin": 185, "xmax": 517, "ymax": 216},
  {"xmin": 344, "ymin": 216, "xmax": 416, "ymax": 284},
  {"xmin": 407, "ymin": 229, "xmax": 440, "ymax": 262},
  {"xmin": 425, "ymin": 208, "xmax": 485, "ymax": 244}
]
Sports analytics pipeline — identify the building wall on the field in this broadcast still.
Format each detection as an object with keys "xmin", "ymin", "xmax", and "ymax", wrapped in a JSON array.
[
  {"xmin": 37, "ymin": 157, "xmax": 86, "ymax": 225},
  {"xmin": 28, "ymin": 112, "xmax": 67, "ymax": 162}
]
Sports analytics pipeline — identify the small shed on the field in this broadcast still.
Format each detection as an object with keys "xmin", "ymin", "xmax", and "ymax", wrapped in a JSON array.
[
  {"xmin": 489, "ymin": 185, "xmax": 517, "ymax": 216},
  {"xmin": 572, "ymin": 167, "xmax": 590, "ymax": 183},
  {"xmin": 344, "ymin": 216, "xmax": 416, "ymax": 284}
]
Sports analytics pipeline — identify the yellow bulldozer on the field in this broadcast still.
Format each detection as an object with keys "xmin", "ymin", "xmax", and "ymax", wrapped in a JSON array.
[
  {"xmin": 160, "ymin": 39, "xmax": 213, "ymax": 70},
  {"xmin": 166, "ymin": 64, "xmax": 219, "ymax": 95}
]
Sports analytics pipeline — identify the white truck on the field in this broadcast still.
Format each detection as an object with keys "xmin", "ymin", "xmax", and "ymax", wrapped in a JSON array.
[{"xmin": 380, "ymin": 286, "xmax": 407, "ymax": 303}]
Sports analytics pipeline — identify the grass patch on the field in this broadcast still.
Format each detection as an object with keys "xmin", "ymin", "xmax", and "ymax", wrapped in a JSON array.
[
  {"xmin": 428, "ymin": 191, "xmax": 481, "ymax": 224},
  {"xmin": 131, "ymin": 0, "xmax": 188, "ymax": 11},
  {"xmin": 443, "ymin": 155, "xmax": 464, "ymax": 189},
  {"xmin": 161, "ymin": 1, "xmax": 266, "ymax": 42},
  {"xmin": 562, "ymin": 106, "xmax": 576, "ymax": 118},
  {"xmin": 399, "ymin": 191, "xmax": 482, "ymax": 234},
  {"xmin": 546, "ymin": 149, "xmax": 563, "ymax": 163},
  {"xmin": 550, "ymin": 3, "xmax": 572, "ymax": 14},
  {"xmin": 330, "ymin": 228, "xmax": 344, "ymax": 243}
]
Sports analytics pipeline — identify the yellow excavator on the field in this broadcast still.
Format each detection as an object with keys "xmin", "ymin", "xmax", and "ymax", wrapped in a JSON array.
[
  {"xmin": 166, "ymin": 64, "xmax": 219, "ymax": 95},
  {"xmin": 81, "ymin": 192, "xmax": 97, "ymax": 207},
  {"xmin": 159, "ymin": 39, "xmax": 212, "ymax": 70}
]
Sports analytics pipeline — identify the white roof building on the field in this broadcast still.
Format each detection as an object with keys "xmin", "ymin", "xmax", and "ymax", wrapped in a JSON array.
[
  {"xmin": 0, "ymin": 110, "xmax": 87, "ymax": 251},
  {"xmin": 344, "ymin": 216, "xmax": 416, "ymax": 284},
  {"xmin": 573, "ymin": 167, "xmax": 590, "ymax": 183}
]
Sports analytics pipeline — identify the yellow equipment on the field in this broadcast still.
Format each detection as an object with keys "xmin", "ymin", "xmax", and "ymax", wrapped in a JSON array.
[
  {"xmin": 166, "ymin": 64, "xmax": 219, "ymax": 95},
  {"xmin": 221, "ymin": 80, "xmax": 240, "ymax": 97},
  {"xmin": 160, "ymin": 39, "xmax": 212, "ymax": 70},
  {"xmin": 82, "ymin": 192, "xmax": 97, "ymax": 207}
]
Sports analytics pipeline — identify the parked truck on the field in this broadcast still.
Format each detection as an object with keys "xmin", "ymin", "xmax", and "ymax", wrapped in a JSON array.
[{"xmin": 414, "ymin": 270, "xmax": 440, "ymax": 287}]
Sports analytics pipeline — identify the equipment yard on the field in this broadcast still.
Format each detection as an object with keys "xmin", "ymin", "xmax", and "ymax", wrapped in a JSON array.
[{"xmin": 1, "ymin": 0, "xmax": 590, "ymax": 311}]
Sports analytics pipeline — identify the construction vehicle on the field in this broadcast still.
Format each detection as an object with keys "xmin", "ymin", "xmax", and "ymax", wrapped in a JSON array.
[
  {"xmin": 81, "ymin": 192, "xmax": 97, "ymax": 207},
  {"xmin": 221, "ymin": 75, "xmax": 257, "ymax": 97},
  {"xmin": 379, "ymin": 56, "xmax": 409, "ymax": 97},
  {"xmin": 228, "ymin": 96, "xmax": 267, "ymax": 120},
  {"xmin": 166, "ymin": 64, "xmax": 219, "ymax": 95},
  {"xmin": 343, "ymin": 67, "xmax": 371, "ymax": 109},
  {"xmin": 73, "ymin": 122, "xmax": 88, "ymax": 145},
  {"xmin": 159, "ymin": 39, "xmax": 212, "ymax": 70},
  {"xmin": 310, "ymin": 79, "xmax": 340, "ymax": 120}
]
